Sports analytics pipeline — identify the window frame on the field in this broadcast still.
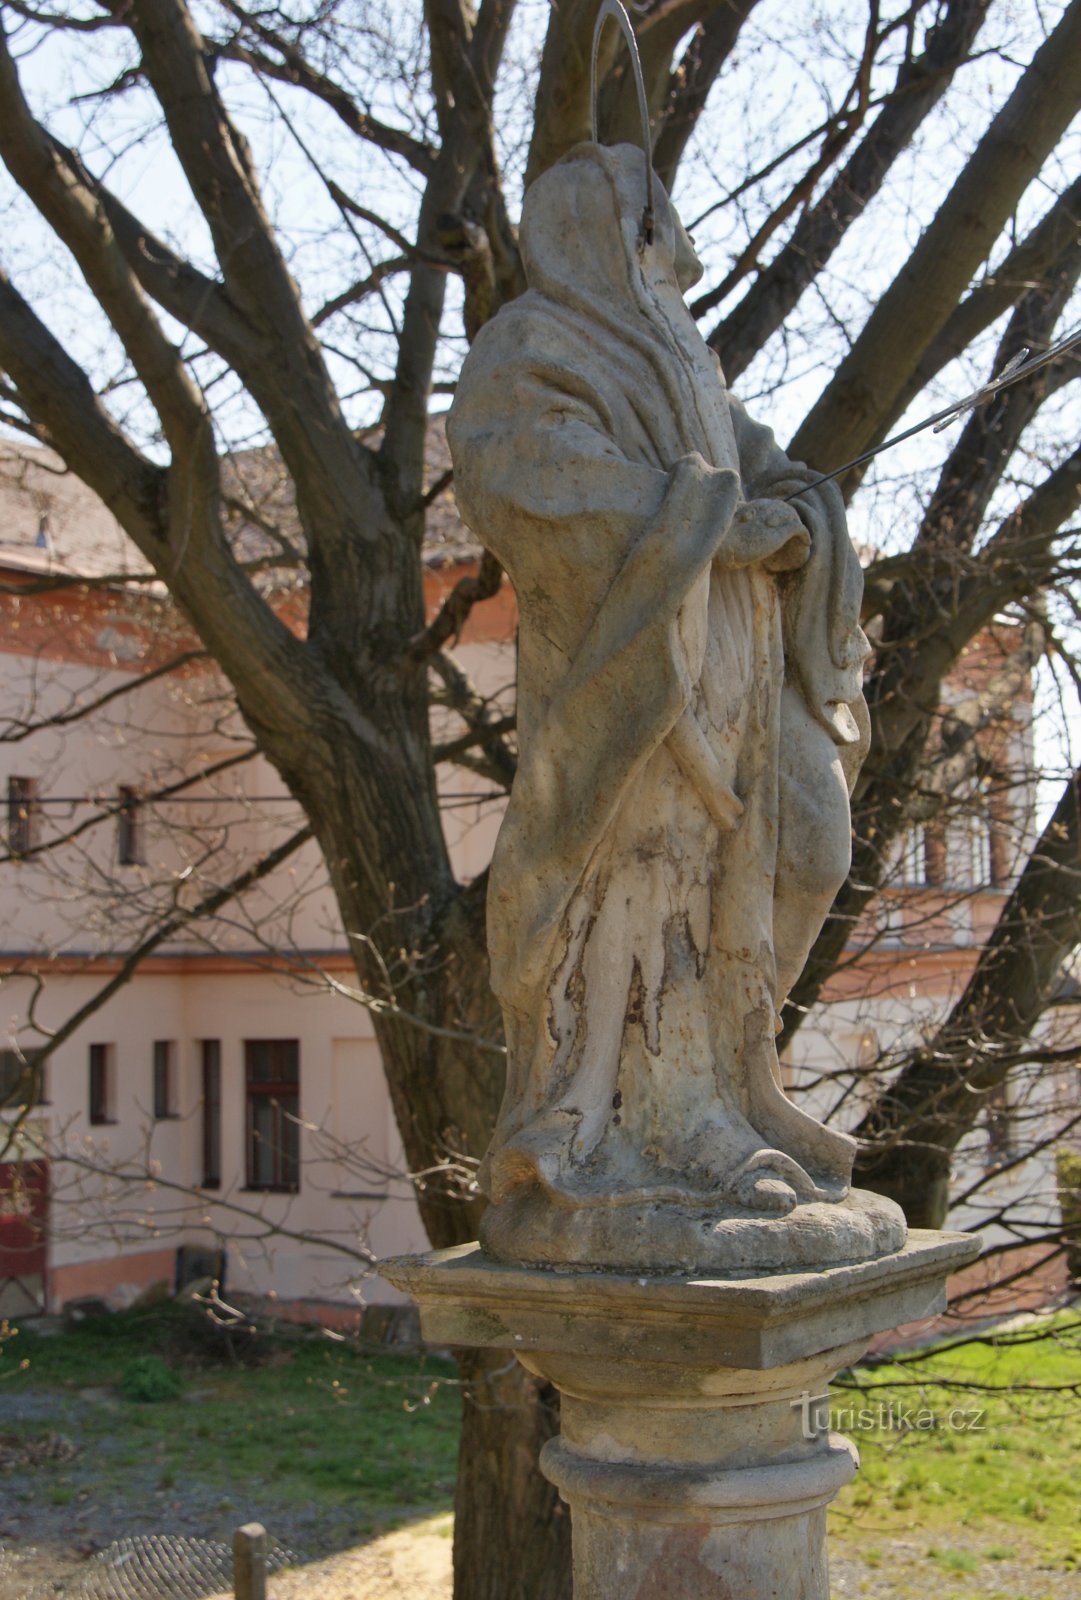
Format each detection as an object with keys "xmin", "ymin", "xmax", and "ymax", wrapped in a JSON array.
[
  {"xmin": 0, "ymin": 1048, "xmax": 45, "ymax": 1111},
  {"xmin": 117, "ymin": 787, "xmax": 144, "ymax": 866},
  {"xmin": 200, "ymin": 1039, "xmax": 222, "ymax": 1190},
  {"xmin": 244, "ymin": 1039, "xmax": 300, "ymax": 1193},
  {"xmin": 7, "ymin": 776, "xmax": 40, "ymax": 858},
  {"xmin": 89, "ymin": 1043, "xmax": 114, "ymax": 1125},
  {"xmin": 152, "ymin": 1039, "xmax": 176, "ymax": 1120}
]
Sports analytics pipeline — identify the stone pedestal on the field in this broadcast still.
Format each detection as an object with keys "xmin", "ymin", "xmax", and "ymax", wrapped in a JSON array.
[{"xmin": 382, "ymin": 1230, "xmax": 979, "ymax": 1600}]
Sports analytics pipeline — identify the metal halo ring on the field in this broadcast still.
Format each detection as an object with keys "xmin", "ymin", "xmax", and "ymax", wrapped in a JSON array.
[{"xmin": 590, "ymin": 0, "xmax": 655, "ymax": 246}]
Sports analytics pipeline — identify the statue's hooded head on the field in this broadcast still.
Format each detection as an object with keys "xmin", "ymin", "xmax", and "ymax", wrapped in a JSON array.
[
  {"xmin": 520, "ymin": 142, "xmax": 707, "ymax": 343},
  {"xmin": 515, "ymin": 142, "xmax": 730, "ymax": 473}
]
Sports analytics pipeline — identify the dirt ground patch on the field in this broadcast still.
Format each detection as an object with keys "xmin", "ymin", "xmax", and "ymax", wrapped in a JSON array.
[
  {"xmin": 251, "ymin": 1528, "xmax": 1077, "ymax": 1600},
  {"xmin": 218, "ymin": 1516, "xmax": 454, "ymax": 1600},
  {"xmin": 4, "ymin": 1510, "xmax": 1079, "ymax": 1599},
  {"xmin": 830, "ymin": 1532, "xmax": 1079, "ymax": 1600}
]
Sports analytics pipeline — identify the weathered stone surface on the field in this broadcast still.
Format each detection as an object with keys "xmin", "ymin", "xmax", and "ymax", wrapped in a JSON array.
[
  {"xmin": 382, "ymin": 1231, "xmax": 979, "ymax": 1600},
  {"xmin": 480, "ymin": 1185, "xmax": 905, "ymax": 1275},
  {"xmin": 382, "ymin": 1229, "xmax": 979, "ymax": 1370},
  {"xmin": 542, "ymin": 1432, "xmax": 854, "ymax": 1600},
  {"xmin": 447, "ymin": 140, "xmax": 898, "ymax": 1271}
]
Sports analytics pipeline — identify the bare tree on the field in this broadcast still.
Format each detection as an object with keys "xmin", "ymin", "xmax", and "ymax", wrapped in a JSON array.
[{"xmin": 0, "ymin": 3, "xmax": 1079, "ymax": 1596}]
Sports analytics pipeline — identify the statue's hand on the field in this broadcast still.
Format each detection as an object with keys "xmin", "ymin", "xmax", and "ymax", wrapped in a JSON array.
[{"xmin": 726, "ymin": 499, "xmax": 811, "ymax": 572}]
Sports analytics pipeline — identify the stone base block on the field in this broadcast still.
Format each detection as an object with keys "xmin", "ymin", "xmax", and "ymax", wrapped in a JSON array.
[{"xmin": 384, "ymin": 1229, "xmax": 979, "ymax": 1368}]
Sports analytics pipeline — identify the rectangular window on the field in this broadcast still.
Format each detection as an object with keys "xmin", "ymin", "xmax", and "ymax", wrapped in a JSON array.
[
  {"xmin": 117, "ymin": 787, "xmax": 143, "ymax": 866},
  {"xmin": 969, "ymin": 817, "xmax": 993, "ymax": 889},
  {"xmin": 152, "ymin": 1040, "xmax": 175, "ymax": 1120},
  {"xmin": 988, "ymin": 774, "xmax": 1012, "ymax": 889},
  {"xmin": 898, "ymin": 827, "xmax": 926, "ymax": 887},
  {"xmin": 201, "ymin": 1040, "xmax": 221, "ymax": 1189},
  {"xmin": 7, "ymin": 776, "xmax": 39, "ymax": 857},
  {"xmin": 0, "ymin": 1048, "xmax": 44, "ymax": 1111},
  {"xmin": 245, "ymin": 1039, "xmax": 299, "ymax": 1192},
  {"xmin": 923, "ymin": 827, "xmax": 946, "ymax": 887},
  {"xmin": 89, "ymin": 1043, "xmax": 113, "ymax": 1125}
]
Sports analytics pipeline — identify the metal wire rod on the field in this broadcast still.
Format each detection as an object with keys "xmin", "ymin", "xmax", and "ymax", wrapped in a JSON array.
[{"xmin": 787, "ymin": 325, "xmax": 1081, "ymax": 500}]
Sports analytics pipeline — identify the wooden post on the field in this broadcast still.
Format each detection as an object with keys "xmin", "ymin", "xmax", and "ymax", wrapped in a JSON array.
[{"xmin": 233, "ymin": 1522, "xmax": 268, "ymax": 1600}]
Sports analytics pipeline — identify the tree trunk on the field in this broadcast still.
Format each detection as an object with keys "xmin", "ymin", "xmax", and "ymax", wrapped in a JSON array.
[
  {"xmin": 454, "ymin": 1348, "xmax": 571, "ymax": 1600},
  {"xmin": 290, "ymin": 776, "xmax": 570, "ymax": 1600}
]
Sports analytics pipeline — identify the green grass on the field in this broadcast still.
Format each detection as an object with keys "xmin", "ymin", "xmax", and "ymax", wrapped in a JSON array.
[
  {"xmin": 4, "ymin": 1303, "xmax": 1079, "ymax": 1567},
  {"xmin": 928, "ymin": 1547, "xmax": 981, "ymax": 1573},
  {"xmin": 119, "ymin": 1352, "xmax": 185, "ymax": 1403},
  {"xmin": 2, "ymin": 1303, "xmax": 460, "ymax": 1528},
  {"xmin": 829, "ymin": 1313, "xmax": 1081, "ymax": 1568}
]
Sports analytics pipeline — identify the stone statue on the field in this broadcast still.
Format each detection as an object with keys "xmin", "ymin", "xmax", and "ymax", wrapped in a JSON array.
[{"xmin": 447, "ymin": 142, "xmax": 905, "ymax": 1271}]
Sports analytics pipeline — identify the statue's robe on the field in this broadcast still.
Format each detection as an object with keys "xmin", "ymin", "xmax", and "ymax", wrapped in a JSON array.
[{"xmin": 448, "ymin": 144, "xmax": 870, "ymax": 1215}]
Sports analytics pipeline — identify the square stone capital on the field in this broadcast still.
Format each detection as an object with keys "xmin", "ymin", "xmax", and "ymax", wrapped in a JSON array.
[{"xmin": 381, "ymin": 1230, "xmax": 980, "ymax": 1369}]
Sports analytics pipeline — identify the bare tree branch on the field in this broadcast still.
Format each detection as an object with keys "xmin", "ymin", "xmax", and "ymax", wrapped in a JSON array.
[
  {"xmin": 215, "ymin": 1, "xmax": 439, "ymax": 177},
  {"xmin": 791, "ymin": 0, "xmax": 1081, "ymax": 474},
  {"xmin": 846, "ymin": 173, "xmax": 1081, "ymax": 475},
  {"xmin": 0, "ymin": 19, "xmax": 209, "ymax": 452},
  {"xmin": 707, "ymin": 0, "xmax": 990, "ymax": 380},
  {"xmin": 408, "ymin": 550, "xmax": 505, "ymax": 659},
  {"xmin": 382, "ymin": 0, "xmax": 516, "ymax": 499},
  {"xmin": 0, "ymin": 648, "xmax": 208, "ymax": 744},
  {"xmin": 652, "ymin": 1, "xmax": 762, "ymax": 190},
  {"xmin": 853, "ymin": 765, "xmax": 1081, "ymax": 1224},
  {"xmin": 7, "ymin": 823, "xmax": 312, "ymax": 1067}
]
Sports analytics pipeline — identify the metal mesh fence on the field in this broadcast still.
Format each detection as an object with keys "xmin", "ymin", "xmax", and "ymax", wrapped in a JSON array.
[{"xmin": 12, "ymin": 1533, "xmax": 299, "ymax": 1600}]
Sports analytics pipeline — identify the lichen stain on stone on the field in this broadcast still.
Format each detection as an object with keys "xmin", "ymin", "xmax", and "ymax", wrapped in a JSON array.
[
  {"xmin": 687, "ymin": 874, "xmax": 712, "ymax": 979},
  {"xmin": 546, "ymin": 906, "xmax": 597, "ymax": 1073},
  {"xmin": 624, "ymin": 955, "xmax": 660, "ymax": 1056},
  {"xmin": 563, "ymin": 907, "xmax": 597, "ymax": 1010},
  {"xmin": 631, "ymin": 1526, "xmax": 737, "ymax": 1599}
]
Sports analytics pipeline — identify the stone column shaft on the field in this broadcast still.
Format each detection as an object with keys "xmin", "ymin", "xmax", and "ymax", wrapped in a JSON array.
[{"xmin": 527, "ymin": 1343, "xmax": 866, "ymax": 1600}]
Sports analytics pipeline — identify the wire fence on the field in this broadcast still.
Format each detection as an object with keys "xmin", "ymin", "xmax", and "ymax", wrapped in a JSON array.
[{"xmin": 8, "ymin": 1532, "xmax": 298, "ymax": 1600}]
